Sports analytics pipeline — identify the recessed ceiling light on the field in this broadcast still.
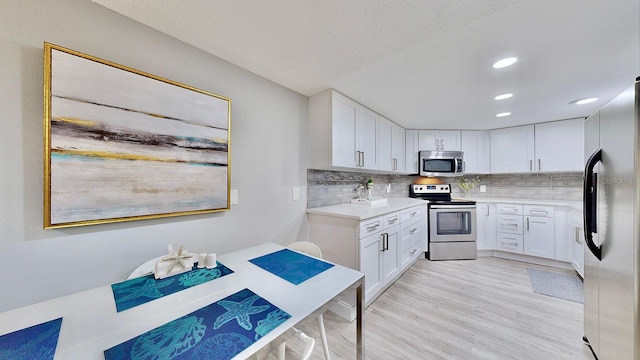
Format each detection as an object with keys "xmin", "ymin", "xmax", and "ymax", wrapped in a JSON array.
[
  {"xmin": 496, "ymin": 112, "xmax": 511, "ymax": 117},
  {"xmin": 571, "ymin": 97, "xmax": 598, "ymax": 105},
  {"xmin": 495, "ymin": 93, "xmax": 513, "ymax": 100},
  {"xmin": 493, "ymin": 57, "xmax": 518, "ymax": 69}
]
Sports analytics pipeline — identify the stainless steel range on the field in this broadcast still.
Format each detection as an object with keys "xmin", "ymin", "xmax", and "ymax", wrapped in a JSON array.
[{"xmin": 409, "ymin": 184, "xmax": 477, "ymax": 260}]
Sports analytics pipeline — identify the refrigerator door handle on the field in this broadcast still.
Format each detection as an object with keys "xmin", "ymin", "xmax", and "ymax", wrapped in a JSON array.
[{"xmin": 583, "ymin": 148, "xmax": 602, "ymax": 261}]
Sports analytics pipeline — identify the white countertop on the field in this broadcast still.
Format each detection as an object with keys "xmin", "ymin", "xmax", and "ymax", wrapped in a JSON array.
[
  {"xmin": 306, "ymin": 197, "xmax": 426, "ymax": 221},
  {"xmin": 464, "ymin": 197, "xmax": 582, "ymax": 211}
]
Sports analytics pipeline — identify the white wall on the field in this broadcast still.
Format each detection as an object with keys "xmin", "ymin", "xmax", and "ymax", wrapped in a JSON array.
[{"xmin": 0, "ymin": 0, "xmax": 309, "ymax": 312}]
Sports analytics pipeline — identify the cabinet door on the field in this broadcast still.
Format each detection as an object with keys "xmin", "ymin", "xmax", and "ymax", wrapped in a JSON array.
[
  {"xmin": 377, "ymin": 116, "xmax": 393, "ymax": 171},
  {"xmin": 461, "ymin": 130, "xmax": 490, "ymax": 174},
  {"xmin": 490, "ymin": 125, "xmax": 535, "ymax": 173},
  {"xmin": 418, "ymin": 130, "xmax": 438, "ymax": 151},
  {"xmin": 405, "ymin": 130, "xmax": 419, "ymax": 173},
  {"xmin": 331, "ymin": 92, "xmax": 358, "ymax": 168},
  {"xmin": 382, "ymin": 226, "xmax": 400, "ymax": 284},
  {"xmin": 360, "ymin": 233, "xmax": 383, "ymax": 301},
  {"xmin": 391, "ymin": 122, "xmax": 405, "ymax": 172},
  {"xmin": 524, "ymin": 216, "xmax": 555, "ymax": 259},
  {"xmin": 476, "ymin": 203, "xmax": 497, "ymax": 250},
  {"xmin": 438, "ymin": 130, "xmax": 461, "ymax": 151},
  {"xmin": 534, "ymin": 118, "xmax": 585, "ymax": 172},
  {"xmin": 357, "ymin": 106, "xmax": 378, "ymax": 170}
]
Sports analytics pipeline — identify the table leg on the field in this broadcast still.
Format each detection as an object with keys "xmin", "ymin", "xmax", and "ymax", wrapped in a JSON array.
[{"xmin": 356, "ymin": 281, "xmax": 364, "ymax": 360}]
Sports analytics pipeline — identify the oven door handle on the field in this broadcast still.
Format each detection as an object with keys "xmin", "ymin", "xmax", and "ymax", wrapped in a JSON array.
[{"xmin": 430, "ymin": 205, "xmax": 476, "ymax": 210}]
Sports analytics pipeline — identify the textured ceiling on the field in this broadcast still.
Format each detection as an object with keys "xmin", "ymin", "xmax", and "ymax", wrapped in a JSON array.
[{"xmin": 92, "ymin": 0, "xmax": 639, "ymax": 130}]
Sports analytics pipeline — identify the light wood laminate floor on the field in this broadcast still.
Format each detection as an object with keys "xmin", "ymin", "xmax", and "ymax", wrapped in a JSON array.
[{"xmin": 284, "ymin": 256, "xmax": 594, "ymax": 360}]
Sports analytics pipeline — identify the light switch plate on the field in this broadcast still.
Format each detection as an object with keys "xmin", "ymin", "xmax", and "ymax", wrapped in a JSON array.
[
  {"xmin": 292, "ymin": 187, "xmax": 300, "ymax": 200},
  {"xmin": 230, "ymin": 189, "xmax": 238, "ymax": 204}
]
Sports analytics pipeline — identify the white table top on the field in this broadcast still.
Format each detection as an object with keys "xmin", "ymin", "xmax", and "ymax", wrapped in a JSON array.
[
  {"xmin": 306, "ymin": 197, "xmax": 427, "ymax": 220},
  {"xmin": 0, "ymin": 243, "xmax": 364, "ymax": 360}
]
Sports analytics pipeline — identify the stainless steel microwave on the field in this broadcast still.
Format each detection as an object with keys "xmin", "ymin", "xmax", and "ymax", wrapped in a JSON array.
[{"xmin": 419, "ymin": 150, "xmax": 464, "ymax": 177}]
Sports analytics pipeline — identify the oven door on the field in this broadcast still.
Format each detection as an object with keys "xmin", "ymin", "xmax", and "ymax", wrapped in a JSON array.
[{"xmin": 429, "ymin": 205, "xmax": 477, "ymax": 242}]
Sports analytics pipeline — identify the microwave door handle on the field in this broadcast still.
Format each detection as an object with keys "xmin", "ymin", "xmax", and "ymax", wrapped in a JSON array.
[
  {"xmin": 454, "ymin": 158, "xmax": 459, "ymax": 173},
  {"xmin": 583, "ymin": 148, "xmax": 602, "ymax": 261}
]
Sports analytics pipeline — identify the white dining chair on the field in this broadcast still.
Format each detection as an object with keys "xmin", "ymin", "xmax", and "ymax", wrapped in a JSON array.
[{"xmin": 286, "ymin": 241, "xmax": 332, "ymax": 360}]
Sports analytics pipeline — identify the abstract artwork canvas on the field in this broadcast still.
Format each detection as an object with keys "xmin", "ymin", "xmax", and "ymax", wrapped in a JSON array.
[
  {"xmin": 104, "ymin": 288, "xmax": 290, "ymax": 360},
  {"xmin": 43, "ymin": 43, "xmax": 231, "ymax": 228}
]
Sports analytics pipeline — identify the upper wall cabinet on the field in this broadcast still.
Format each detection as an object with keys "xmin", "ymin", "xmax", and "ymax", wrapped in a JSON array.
[
  {"xmin": 534, "ymin": 118, "xmax": 585, "ymax": 172},
  {"xmin": 490, "ymin": 119, "xmax": 585, "ymax": 174},
  {"xmin": 490, "ymin": 125, "xmax": 536, "ymax": 173},
  {"xmin": 461, "ymin": 131, "xmax": 490, "ymax": 174},
  {"xmin": 308, "ymin": 89, "xmax": 389, "ymax": 172},
  {"xmin": 405, "ymin": 130, "xmax": 419, "ymax": 174},
  {"xmin": 418, "ymin": 130, "xmax": 461, "ymax": 151},
  {"xmin": 378, "ymin": 116, "xmax": 405, "ymax": 173}
]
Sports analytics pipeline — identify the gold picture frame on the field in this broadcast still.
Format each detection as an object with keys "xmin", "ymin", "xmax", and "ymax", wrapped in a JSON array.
[{"xmin": 43, "ymin": 43, "xmax": 231, "ymax": 229}]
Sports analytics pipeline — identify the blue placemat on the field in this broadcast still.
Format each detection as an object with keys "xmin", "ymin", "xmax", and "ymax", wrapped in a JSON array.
[
  {"xmin": 104, "ymin": 288, "xmax": 290, "ymax": 360},
  {"xmin": 249, "ymin": 248, "xmax": 334, "ymax": 285},
  {"xmin": 111, "ymin": 262, "xmax": 234, "ymax": 312},
  {"xmin": 0, "ymin": 317, "xmax": 63, "ymax": 360}
]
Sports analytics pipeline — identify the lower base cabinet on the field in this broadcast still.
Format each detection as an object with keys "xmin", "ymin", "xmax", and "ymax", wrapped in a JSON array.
[{"xmin": 308, "ymin": 204, "xmax": 426, "ymax": 306}]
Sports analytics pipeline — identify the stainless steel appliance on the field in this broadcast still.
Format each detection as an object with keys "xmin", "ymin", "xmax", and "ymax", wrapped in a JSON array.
[
  {"xmin": 419, "ymin": 150, "xmax": 464, "ymax": 177},
  {"xmin": 582, "ymin": 78, "xmax": 639, "ymax": 359},
  {"xmin": 409, "ymin": 184, "xmax": 477, "ymax": 260}
]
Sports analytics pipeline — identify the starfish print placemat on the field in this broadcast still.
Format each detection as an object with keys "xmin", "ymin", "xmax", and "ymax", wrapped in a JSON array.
[
  {"xmin": 0, "ymin": 317, "xmax": 63, "ymax": 360},
  {"xmin": 248, "ymin": 248, "xmax": 334, "ymax": 285},
  {"xmin": 104, "ymin": 288, "xmax": 290, "ymax": 360},
  {"xmin": 111, "ymin": 262, "xmax": 234, "ymax": 312}
]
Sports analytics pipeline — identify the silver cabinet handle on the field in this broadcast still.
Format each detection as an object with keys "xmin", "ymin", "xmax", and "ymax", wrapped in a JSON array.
[
  {"xmin": 409, "ymin": 228, "xmax": 417, "ymax": 235},
  {"xmin": 388, "ymin": 217, "xmax": 398, "ymax": 224},
  {"xmin": 360, "ymin": 152, "xmax": 365, "ymax": 167},
  {"xmin": 502, "ymin": 223, "xmax": 518, "ymax": 229},
  {"xmin": 356, "ymin": 151, "xmax": 361, "ymax": 166},
  {"xmin": 529, "ymin": 209, "xmax": 548, "ymax": 215},
  {"xmin": 410, "ymin": 249, "xmax": 418, "ymax": 255},
  {"xmin": 538, "ymin": 159, "xmax": 541, "ymax": 171},
  {"xmin": 486, "ymin": 206, "xmax": 490, "ymax": 216},
  {"xmin": 530, "ymin": 159, "xmax": 533, "ymax": 171},
  {"xmin": 503, "ymin": 207, "xmax": 518, "ymax": 214},
  {"xmin": 501, "ymin": 241, "xmax": 518, "ymax": 248},
  {"xmin": 366, "ymin": 223, "xmax": 380, "ymax": 231},
  {"xmin": 526, "ymin": 217, "xmax": 530, "ymax": 231},
  {"xmin": 409, "ymin": 211, "xmax": 418, "ymax": 217},
  {"xmin": 380, "ymin": 233, "xmax": 389, "ymax": 251}
]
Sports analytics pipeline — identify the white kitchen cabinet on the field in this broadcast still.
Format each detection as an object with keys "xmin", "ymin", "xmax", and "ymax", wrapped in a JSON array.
[
  {"xmin": 378, "ymin": 116, "xmax": 404, "ymax": 172},
  {"xmin": 534, "ymin": 118, "xmax": 585, "ymax": 172},
  {"xmin": 476, "ymin": 203, "xmax": 497, "ymax": 250},
  {"xmin": 405, "ymin": 130, "xmax": 419, "ymax": 174},
  {"xmin": 391, "ymin": 122, "xmax": 405, "ymax": 173},
  {"xmin": 524, "ymin": 215, "xmax": 555, "ymax": 259},
  {"xmin": 570, "ymin": 209, "xmax": 585, "ymax": 277},
  {"xmin": 418, "ymin": 130, "xmax": 461, "ymax": 151},
  {"xmin": 490, "ymin": 125, "xmax": 535, "ymax": 173},
  {"xmin": 308, "ymin": 203, "xmax": 426, "ymax": 306},
  {"xmin": 308, "ymin": 89, "xmax": 378, "ymax": 171},
  {"xmin": 461, "ymin": 130, "xmax": 491, "ymax": 174},
  {"xmin": 496, "ymin": 203, "xmax": 524, "ymax": 254}
]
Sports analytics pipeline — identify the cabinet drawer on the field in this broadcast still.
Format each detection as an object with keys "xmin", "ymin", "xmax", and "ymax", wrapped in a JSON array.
[
  {"xmin": 360, "ymin": 216, "xmax": 385, "ymax": 237},
  {"xmin": 524, "ymin": 205, "xmax": 555, "ymax": 218},
  {"xmin": 497, "ymin": 214, "xmax": 523, "ymax": 234},
  {"xmin": 496, "ymin": 233, "xmax": 523, "ymax": 254},
  {"xmin": 359, "ymin": 212, "xmax": 400, "ymax": 237},
  {"xmin": 400, "ymin": 238, "xmax": 422, "ymax": 269},
  {"xmin": 401, "ymin": 221, "xmax": 422, "ymax": 249},
  {"xmin": 400, "ymin": 205, "xmax": 424, "ymax": 223},
  {"xmin": 384, "ymin": 212, "xmax": 401, "ymax": 228},
  {"xmin": 497, "ymin": 203, "xmax": 523, "ymax": 215}
]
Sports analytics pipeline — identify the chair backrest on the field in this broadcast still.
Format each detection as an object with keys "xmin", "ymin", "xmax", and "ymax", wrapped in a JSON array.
[{"xmin": 287, "ymin": 241, "xmax": 323, "ymax": 259}]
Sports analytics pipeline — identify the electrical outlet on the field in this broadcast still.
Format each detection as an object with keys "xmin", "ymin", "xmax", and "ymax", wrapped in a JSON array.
[
  {"xmin": 230, "ymin": 189, "xmax": 238, "ymax": 204},
  {"xmin": 292, "ymin": 187, "xmax": 300, "ymax": 200},
  {"xmin": 480, "ymin": 185, "xmax": 487, "ymax": 193}
]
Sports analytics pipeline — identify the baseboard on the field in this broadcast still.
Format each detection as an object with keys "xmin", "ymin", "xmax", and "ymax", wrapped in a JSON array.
[{"xmin": 491, "ymin": 251, "xmax": 574, "ymax": 270}]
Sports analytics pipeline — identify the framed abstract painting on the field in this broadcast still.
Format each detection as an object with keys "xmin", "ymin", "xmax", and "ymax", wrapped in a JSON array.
[{"xmin": 43, "ymin": 43, "xmax": 231, "ymax": 228}]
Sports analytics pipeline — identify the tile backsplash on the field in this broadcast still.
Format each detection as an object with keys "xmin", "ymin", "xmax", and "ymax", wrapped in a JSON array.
[{"xmin": 307, "ymin": 169, "xmax": 584, "ymax": 208}]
